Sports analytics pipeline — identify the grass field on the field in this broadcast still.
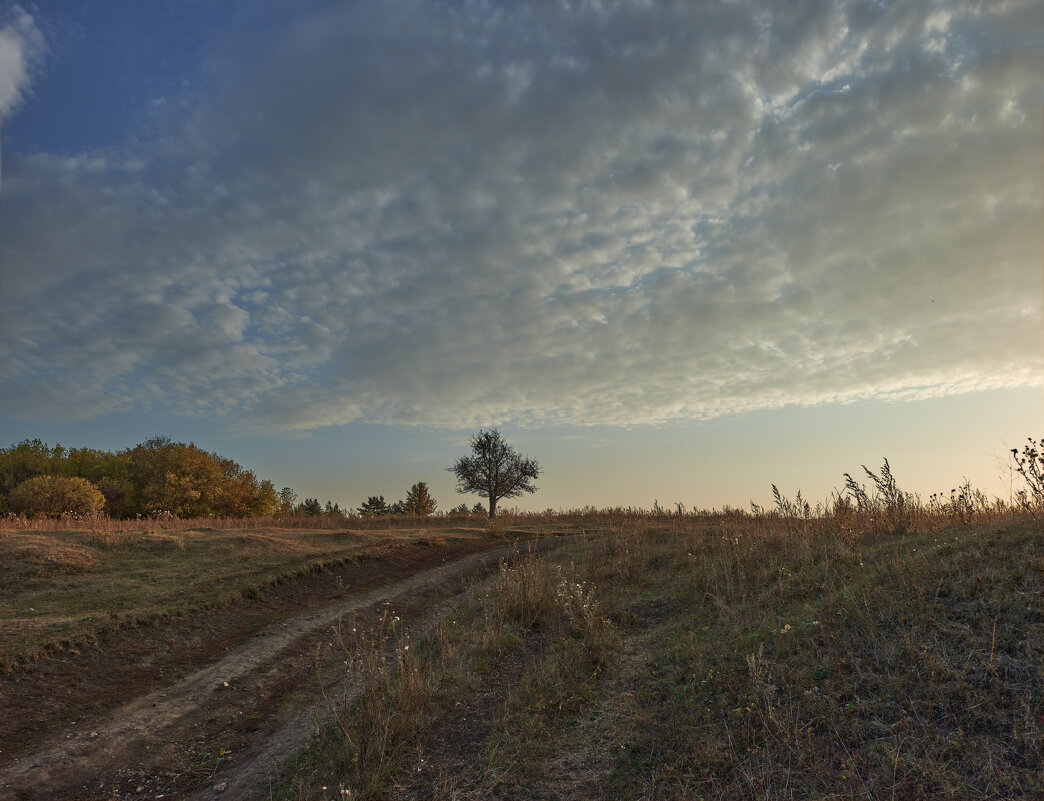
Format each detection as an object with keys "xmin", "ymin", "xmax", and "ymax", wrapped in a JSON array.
[
  {"xmin": 2, "ymin": 502, "xmax": 1041, "ymax": 799},
  {"xmin": 285, "ymin": 512, "xmax": 1042, "ymax": 800},
  {"xmin": 0, "ymin": 523, "xmax": 507, "ymax": 667}
]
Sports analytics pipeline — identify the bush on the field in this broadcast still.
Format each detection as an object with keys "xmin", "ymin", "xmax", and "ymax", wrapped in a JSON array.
[
  {"xmin": 9, "ymin": 475, "xmax": 106, "ymax": 518},
  {"xmin": 1011, "ymin": 436, "xmax": 1044, "ymax": 511}
]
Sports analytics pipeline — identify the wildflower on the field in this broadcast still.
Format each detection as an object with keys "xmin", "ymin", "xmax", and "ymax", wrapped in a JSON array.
[{"xmin": 780, "ymin": 623, "xmax": 792, "ymax": 634}]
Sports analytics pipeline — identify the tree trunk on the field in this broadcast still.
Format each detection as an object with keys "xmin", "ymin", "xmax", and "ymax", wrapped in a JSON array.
[{"xmin": 488, "ymin": 492, "xmax": 496, "ymax": 519}]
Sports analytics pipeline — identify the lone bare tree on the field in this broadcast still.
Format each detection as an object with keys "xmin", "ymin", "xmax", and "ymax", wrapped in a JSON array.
[{"xmin": 447, "ymin": 428, "xmax": 540, "ymax": 518}]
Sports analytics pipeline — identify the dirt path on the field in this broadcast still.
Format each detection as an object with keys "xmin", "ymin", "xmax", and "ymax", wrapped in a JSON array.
[
  {"xmin": 1, "ymin": 536, "xmax": 574, "ymax": 800},
  {"xmin": 188, "ymin": 584, "xmax": 470, "ymax": 801}
]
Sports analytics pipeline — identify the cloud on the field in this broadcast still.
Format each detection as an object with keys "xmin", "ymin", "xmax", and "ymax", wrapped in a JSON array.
[
  {"xmin": 0, "ymin": 5, "xmax": 42, "ymax": 116},
  {"xmin": 1, "ymin": 0, "xmax": 1041, "ymax": 431}
]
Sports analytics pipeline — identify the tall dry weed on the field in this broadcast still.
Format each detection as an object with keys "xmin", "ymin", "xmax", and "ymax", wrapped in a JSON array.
[{"xmin": 325, "ymin": 611, "xmax": 435, "ymax": 797}]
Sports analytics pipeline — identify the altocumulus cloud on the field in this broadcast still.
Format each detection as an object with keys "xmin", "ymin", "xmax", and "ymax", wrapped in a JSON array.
[
  {"xmin": 0, "ymin": 4, "xmax": 42, "ymax": 116},
  {"xmin": 2, "ymin": 0, "xmax": 1041, "ymax": 430}
]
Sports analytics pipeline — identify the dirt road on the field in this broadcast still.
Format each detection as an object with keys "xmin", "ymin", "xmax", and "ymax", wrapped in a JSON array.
[{"xmin": 1, "ymin": 536, "xmax": 573, "ymax": 800}]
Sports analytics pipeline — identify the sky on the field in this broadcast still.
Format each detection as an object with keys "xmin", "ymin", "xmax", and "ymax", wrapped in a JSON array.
[{"xmin": 0, "ymin": 0, "xmax": 1041, "ymax": 513}]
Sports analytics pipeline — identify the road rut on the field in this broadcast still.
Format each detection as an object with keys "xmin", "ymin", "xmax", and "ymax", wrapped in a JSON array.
[{"xmin": 1, "ymin": 536, "xmax": 574, "ymax": 800}]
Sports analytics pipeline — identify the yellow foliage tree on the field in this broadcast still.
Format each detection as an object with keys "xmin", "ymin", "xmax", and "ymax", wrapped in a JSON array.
[{"xmin": 9, "ymin": 475, "xmax": 105, "ymax": 517}]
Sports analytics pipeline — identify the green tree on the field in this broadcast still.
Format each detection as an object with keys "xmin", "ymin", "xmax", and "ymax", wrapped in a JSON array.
[
  {"xmin": 301, "ymin": 497, "xmax": 323, "ymax": 516},
  {"xmin": 62, "ymin": 447, "xmax": 108, "ymax": 480},
  {"xmin": 404, "ymin": 481, "xmax": 438, "ymax": 516},
  {"xmin": 127, "ymin": 437, "xmax": 221, "ymax": 517},
  {"xmin": 252, "ymin": 479, "xmax": 279, "ymax": 516},
  {"xmin": 9, "ymin": 475, "xmax": 106, "ymax": 517},
  {"xmin": 278, "ymin": 487, "xmax": 298, "ymax": 515},
  {"xmin": 92, "ymin": 454, "xmax": 137, "ymax": 518},
  {"xmin": 0, "ymin": 439, "xmax": 57, "ymax": 502},
  {"xmin": 448, "ymin": 428, "xmax": 540, "ymax": 518},
  {"xmin": 359, "ymin": 495, "xmax": 390, "ymax": 516}
]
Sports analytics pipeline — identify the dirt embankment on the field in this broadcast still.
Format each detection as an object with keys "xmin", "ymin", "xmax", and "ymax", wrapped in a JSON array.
[{"xmin": 1, "ymin": 536, "xmax": 575, "ymax": 800}]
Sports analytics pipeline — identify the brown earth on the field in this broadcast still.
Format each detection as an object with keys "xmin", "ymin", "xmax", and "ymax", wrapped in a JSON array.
[{"xmin": 0, "ymin": 535, "xmax": 575, "ymax": 800}]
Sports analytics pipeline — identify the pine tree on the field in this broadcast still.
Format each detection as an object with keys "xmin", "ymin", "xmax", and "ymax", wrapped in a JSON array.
[{"xmin": 404, "ymin": 481, "xmax": 438, "ymax": 516}]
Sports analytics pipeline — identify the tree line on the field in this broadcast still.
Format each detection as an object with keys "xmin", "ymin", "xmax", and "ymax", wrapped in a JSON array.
[
  {"xmin": 329, "ymin": 428, "xmax": 541, "ymax": 519},
  {"xmin": 290, "ymin": 481, "xmax": 444, "ymax": 518},
  {"xmin": 350, "ymin": 427, "xmax": 543, "ymax": 519},
  {"xmin": 0, "ymin": 436, "xmax": 278, "ymax": 518},
  {"xmin": 1, "ymin": 427, "xmax": 542, "ymax": 519}
]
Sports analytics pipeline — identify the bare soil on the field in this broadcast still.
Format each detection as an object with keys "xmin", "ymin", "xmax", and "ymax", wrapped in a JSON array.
[{"xmin": 1, "ymin": 535, "xmax": 571, "ymax": 800}]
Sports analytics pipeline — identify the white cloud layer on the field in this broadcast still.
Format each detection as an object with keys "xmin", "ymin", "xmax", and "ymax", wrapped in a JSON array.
[
  {"xmin": 2, "ymin": 0, "xmax": 1041, "ymax": 431},
  {"xmin": 0, "ymin": 5, "xmax": 42, "ymax": 116}
]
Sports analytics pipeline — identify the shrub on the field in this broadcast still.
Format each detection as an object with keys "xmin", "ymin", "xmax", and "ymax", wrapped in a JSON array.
[
  {"xmin": 1011, "ymin": 436, "xmax": 1044, "ymax": 510},
  {"xmin": 9, "ymin": 475, "xmax": 106, "ymax": 518}
]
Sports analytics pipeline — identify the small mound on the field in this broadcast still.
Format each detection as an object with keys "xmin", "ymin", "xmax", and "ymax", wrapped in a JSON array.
[
  {"xmin": 10, "ymin": 535, "xmax": 97, "ymax": 574},
  {"xmin": 143, "ymin": 531, "xmax": 185, "ymax": 549},
  {"xmin": 86, "ymin": 530, "xmax": 128, "ymax": 548},
  {"xmin": 234, "ymin": 532, "xmax": 313, "ymax": 553}
]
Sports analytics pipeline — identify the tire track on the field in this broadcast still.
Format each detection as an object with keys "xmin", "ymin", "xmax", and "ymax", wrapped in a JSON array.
[{"xmin": 1, "ymin": 536, "xmax": 575, "ymax": 799}]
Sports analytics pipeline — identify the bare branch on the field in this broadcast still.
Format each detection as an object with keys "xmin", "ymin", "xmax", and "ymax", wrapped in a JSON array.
[{"xmin": 446, "ymin": 427, "xmax": 540, "ymax": 518}]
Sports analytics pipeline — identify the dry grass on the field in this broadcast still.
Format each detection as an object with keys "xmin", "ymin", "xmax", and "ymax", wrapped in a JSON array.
[
  {"xmin": 0, "ymin": 524, "xmax": 492, "ymax": 669},
  {"xmin": 5, "ymin": 463, "xmax": 1040, "ymax": 799},
  {"xmin": 596, "ymin": 520, "xmax": 1042, "ymax": 799},
  {"xmin": 12, "ymin": 534, "xmax": 98, "ymax": 574},
  {"xmin": 234, "ymin": 531, "xmax": 319, "ymax": 552},
  {"xmin": 311, "ymin": 612, "xmax": 440, "ymax": 798},
  {"xmin": 283, "ymin": 512, "xmax": 1042, "ymax": 800}
]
